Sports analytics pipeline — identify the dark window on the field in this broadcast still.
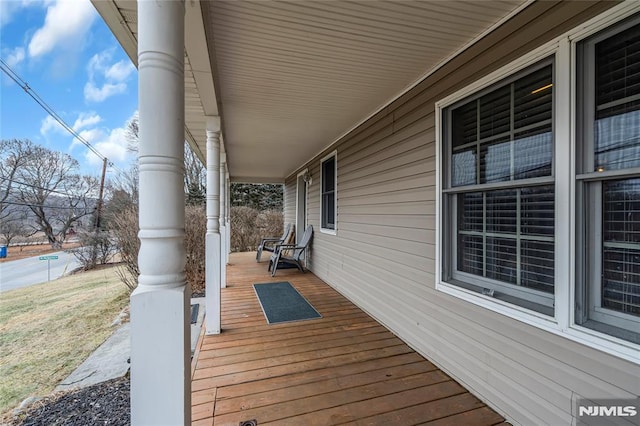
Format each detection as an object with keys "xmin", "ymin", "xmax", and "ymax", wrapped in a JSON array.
[{"xmin": 321, "ymin": 155, "xmax": 336, "ymax": 230}]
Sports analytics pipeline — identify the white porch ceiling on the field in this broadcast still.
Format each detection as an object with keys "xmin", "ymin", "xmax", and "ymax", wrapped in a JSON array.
[{"xmin": 92, "ymin": 0, "xmax": 527, "ymax": 182}]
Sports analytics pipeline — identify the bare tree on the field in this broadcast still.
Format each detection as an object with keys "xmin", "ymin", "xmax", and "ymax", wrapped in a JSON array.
[
  {"xmin": 109, "ymin": 114, "xmax": 207, "ymax": 291},
  {"xmin": 111, "ymin": 203, "xmax": 139, "ymax": 292},
  {"xmin": 68, "ymin": 229, "xmax": 117, "ymax": 270},
  {"xmin": 107, "ymin": 165, "xmax": 139, "ymax": 209},
  {"xmin": 185, "ymin": 205, "xmax": 206, "ymax": 294},
  {"xmin": 125, "ymin": 114, "xmax": 205, "ymax": 204},
  {"xmin": 125, "ymin": 111, "xmax": 139, "ymax": 153},
  {"xmin": 0, "ymin": 139, "xmax": 34, "ymax": 222},
  {"xmin": 185, "ymin": 145, "xmax": 206, "ymax": 205},
  {"xmin": 108, "ymin": 115, "xmax": 140, "ymax": 207},
  {"xmin": 0, "ymin": 210, "xmax": 28, "ymax": 245},
  {"xmin": 5, "ymin": 140, "xmax": 100, "ymax": 249}
]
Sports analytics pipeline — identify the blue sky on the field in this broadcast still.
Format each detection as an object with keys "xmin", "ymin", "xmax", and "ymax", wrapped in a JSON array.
[{"xmin": 1, "ymin": 0, "xmax": 138, "ymax": 177}]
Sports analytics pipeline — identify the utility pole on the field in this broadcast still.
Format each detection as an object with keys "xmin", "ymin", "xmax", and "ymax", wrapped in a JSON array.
[{"xmin": 95, "ymin": 158, "xmax": 107, "ymax": 230}]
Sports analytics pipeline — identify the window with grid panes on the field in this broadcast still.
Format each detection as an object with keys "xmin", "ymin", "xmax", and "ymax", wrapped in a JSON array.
[
  {"xmin": 442, "ymin": 60, "xmax": 555, "ymax": 315},
  {"xmin": 576, "ymin": 17, "xmax": 640, "ymax": 344}
]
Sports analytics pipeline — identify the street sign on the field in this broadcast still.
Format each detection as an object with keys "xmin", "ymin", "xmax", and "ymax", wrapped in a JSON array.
[{"xmin": 39, "ymin": 255, "xmax": 59, "ymax": 281}]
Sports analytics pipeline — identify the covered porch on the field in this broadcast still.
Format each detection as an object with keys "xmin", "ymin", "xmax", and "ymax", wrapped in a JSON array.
[
  {"xmin": 88, "ymin": 2, "xmax": 640, "ymax": 424},
  {"xmin": 190, "ymin": 252, "xmax": 506, "ymax": 425}
]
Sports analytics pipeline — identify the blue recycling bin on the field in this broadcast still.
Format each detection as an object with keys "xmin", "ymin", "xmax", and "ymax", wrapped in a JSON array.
[{"xmin": 0, "ymin": 245, "xmax": 6, "ymax": 258}]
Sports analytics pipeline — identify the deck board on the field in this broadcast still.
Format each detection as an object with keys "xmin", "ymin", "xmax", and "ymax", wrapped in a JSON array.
[{"xmin": 191, "ymin": 252, "xmax": 504, "ymax": 425}]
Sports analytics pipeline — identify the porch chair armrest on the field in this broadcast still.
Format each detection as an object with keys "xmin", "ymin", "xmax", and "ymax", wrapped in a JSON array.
[
  {"xmin": 273, "ymin": 243, "xmax": 303, "ymax": 253},
  {"xmin": 260, "ymin": 237, "xmax": 283, "ymax": 244}
]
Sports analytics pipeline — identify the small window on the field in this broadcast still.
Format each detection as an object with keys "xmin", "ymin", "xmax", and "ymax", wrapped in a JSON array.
[
  {"xmin": 441, "ymin": 60, "xmax": 555, "ymax": 315},
  {"xmin": 321, "ymin": 153, "xmax": 336, "ymax": 232},
  {"xmin": 576, "ymin": 17, "xmax": 640, "ymax": 344}
]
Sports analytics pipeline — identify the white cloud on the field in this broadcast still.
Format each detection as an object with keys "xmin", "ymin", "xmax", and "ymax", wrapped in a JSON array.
[
  {"xmin": 105, "ymin": 60, "xmax": 135, "ymax": 81},
  {"xmin": 72, "ymin": 112, "xmax": 101, "ymax": 130},
  {"xmin": 0, "ymin": 2, "xmax": 18, "ymax": 27},
  {"xmin": 70, "ymin": 127, "xmax": 103, "ymax": 151},
  {"xmin": 28, "ymin": 0, "xmax": 97, "ymax": 58},
  {"xmin": 70, "ymin": 128, "xmax": 100, "ymax": 158},
  {"xmin": 86, "ymin": 50, "xmax": 110, "ymax": 79},
  {"xmin": 84, "ymin": 127, "xmax": 130, "ymax": 167},
  {"xmin": 1, "ymin": 0, "xmax": 41, "ymax": 28},
  {"xmin": 41, "ymin": 111, "xmax": 102, "ymax": 144},
  {"xmin": 84, "ymin": 81, "xmax": 127, "ymax": 103},
  {"xmin": 68, "ymin": 111, "xmax": 137, "ymax": 168},
  {"xmin": 5, "ymin": 47, "xmax": 25, "ymax": 67},
  {"xmin": 40, "ymin": 115, "xmax": 65, "ymax": 136},
  {"xmin": 84, "ymin": 50, "xmax": 135, "ymax": 103}
]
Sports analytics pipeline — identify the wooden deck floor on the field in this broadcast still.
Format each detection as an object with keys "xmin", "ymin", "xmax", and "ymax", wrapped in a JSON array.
[{"xmin": 191, "ymin": 252, "xmax": 506, "ymax": 426}]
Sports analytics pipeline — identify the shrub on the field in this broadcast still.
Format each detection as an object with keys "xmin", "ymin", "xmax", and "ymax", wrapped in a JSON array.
[
  {"xmin": 110, "ymin": 201, "xmax": 278, "ymax": 294},
  {"xmin": 257, "ymin": 209, "xmax": 284, "ymax": 239},
  {"xmin": 67, "ymin": 230, "xmax": 117, "ymax": 270},
  {"xmin": 109, "ymin": 204, "xmax": 207, "ymax": 295},
  {"xmin": 110, "ymin": 204, "xmax": 140, "ymax": 292},
  {"xmin": 185, "ymin": 205, "xmax": 206, "ymax": 295},
  {"xmin": 230, "ymin": 206, "xmax": 259, "ymax": 252},
  {"xmin": 230, "ymin": 206, "xmax": 283, "ymax": 252}
]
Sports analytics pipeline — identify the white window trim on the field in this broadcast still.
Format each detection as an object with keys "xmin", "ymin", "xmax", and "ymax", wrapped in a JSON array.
[
  {"xmin": 320, "ymin": 150, "xmax": 337, "ymax": 235},
  {"xmin": 435, "ymin": 1, "xmax": 640, "ymax": 365},
  {"xmin": 296, "ymin": 168, "xmax": 309, "ymax": 238}
]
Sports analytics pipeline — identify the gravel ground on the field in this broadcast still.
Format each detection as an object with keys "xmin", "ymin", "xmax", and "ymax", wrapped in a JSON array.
[{"xmin": 9, "ymin": 376, "xmax": 130, "ymax": 426}]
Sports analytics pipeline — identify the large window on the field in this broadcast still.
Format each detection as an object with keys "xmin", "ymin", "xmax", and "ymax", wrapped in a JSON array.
[
  {"xmin": 442, "ymin": 61, "xmax": 555, "ymax": 315},
  {"xmin": 321, "ymin": 152, "xmax": 336, "ymax": 232},
  {"xmin": 576, "ymin": 17, "xmax": 640, "ymax": 344},
  {"xmin": 438, "ymin": 8, "xmax": 640, "ymax": 355}
]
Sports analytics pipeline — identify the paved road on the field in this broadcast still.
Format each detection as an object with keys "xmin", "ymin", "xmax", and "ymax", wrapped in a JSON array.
[{"xmin": 0, "ymin": 250, "xmax": 82, "ymax": 292}]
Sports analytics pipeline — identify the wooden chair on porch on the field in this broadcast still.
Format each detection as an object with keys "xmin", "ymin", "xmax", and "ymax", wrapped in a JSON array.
[
  {"xmin": 268, "ymin": 225, "xmax": 313, "ymax": 277},
  {"xmin": 256, "ymin": 223, "xmax": 293, "ymax": 262}
]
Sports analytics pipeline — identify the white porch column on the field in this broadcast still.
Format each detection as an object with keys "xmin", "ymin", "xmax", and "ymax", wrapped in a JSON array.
[
  {"xmin": 205, "ymin": 117, "xmax": 221, "ymax": 334},
  {"xmin": 219, "ymin": 153, "xmax": 227, "ymax": 288},
  {"xmin": 131, "ymin": 1, "xmax": 189, "ymax": 425}
]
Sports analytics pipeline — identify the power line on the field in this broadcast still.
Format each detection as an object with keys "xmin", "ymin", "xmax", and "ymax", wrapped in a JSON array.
[
  {"xmin": 0, "ymin": 58, "xmax": 123, "ymax": 175},
  {"xmin": 2, "ymin": 200, "xmax": 95, "ymax": 211},
  {"xmin": 0, "ymin": 177, "xmax": 86, "ymax": 198}
]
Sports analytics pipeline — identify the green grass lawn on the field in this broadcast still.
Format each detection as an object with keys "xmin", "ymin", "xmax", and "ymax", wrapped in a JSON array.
[{"xmin": 0, "ymin": 266, "xmax": 129, "ymax": 415}]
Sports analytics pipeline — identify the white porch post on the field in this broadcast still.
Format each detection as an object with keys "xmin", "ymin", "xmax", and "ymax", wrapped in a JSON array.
[
  {"xmin": 205, "ymin": 117, "xmax": 221, "ymax": 334},
  {"xmin": 131, "ymin": 1, "xmax": 189, "ymax": 425},
  {"xmin": 219, "ymin": 153, "xmax": 227, "ymax": 288}
]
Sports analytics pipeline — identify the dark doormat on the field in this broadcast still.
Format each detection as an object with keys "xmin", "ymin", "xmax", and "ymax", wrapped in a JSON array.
[{"xmin": 253, "ymin": 281, "xmax": 322, "ymax": 324}]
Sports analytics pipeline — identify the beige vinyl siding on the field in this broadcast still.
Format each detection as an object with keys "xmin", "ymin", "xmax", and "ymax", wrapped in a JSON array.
[
  {"xmin": 286, "ymin": 2, "xmax": 639, "ymax": 425},
  {"xmin": 305, "ymin": 161, "xmax": 321, "ymax": 259},
  {"xmin": 283, "ymin": 175, "xmax": 296, "ymax": 227}
]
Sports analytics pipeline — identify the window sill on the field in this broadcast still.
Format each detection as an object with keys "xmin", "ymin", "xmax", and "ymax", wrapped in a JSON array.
[{"xmin": 320, "ymin": 228, "xmax": 337, "ymax": 235}]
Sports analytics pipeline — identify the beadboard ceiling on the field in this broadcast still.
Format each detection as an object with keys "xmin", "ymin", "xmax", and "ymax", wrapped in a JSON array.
[{"xmin": 92, "ymin": 0, "xmax": 527, "ymax": 182}]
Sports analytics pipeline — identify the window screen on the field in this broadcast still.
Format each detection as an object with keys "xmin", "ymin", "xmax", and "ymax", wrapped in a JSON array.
[
  {"xmin": 444, "ymin": 61, "xmax": 555, "ymax": 314},
  {"xmin": 577, "ymin": 16, "xmax": 640, "ymax": 344}
]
